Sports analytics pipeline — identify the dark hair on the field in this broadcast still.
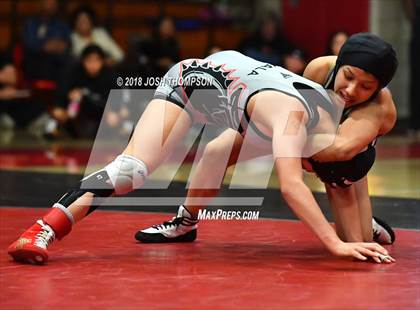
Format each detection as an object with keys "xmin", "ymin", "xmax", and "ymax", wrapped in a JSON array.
[
  {"xmin": 71, "ymin": 5, "xmax": 96, "ymax": 29},
  {"xmin": 81, "ymin": 44, "xmax": 106, "ymax": 60},
  {"xmin": 325, "ymin": 30, "xmax": 349, "ymax": 55}
]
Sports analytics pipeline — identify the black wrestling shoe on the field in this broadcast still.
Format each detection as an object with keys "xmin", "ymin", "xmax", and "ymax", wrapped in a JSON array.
[
  {"xmin": 135, "ymin": 205, "xmax": 198, "ymax": 243},
  {"xmin": 373, "ymin": 216, "xmax": 395, "ymax": 245}
]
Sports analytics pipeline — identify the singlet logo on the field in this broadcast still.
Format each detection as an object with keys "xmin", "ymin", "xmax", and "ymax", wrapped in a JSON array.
[
  {"xmin": 247, "ymin": 63, "xmax": 274, "ymax": 76},
  {"xmin": 179, "ymin": 60, "xmax": 246, "ymax": 128}
]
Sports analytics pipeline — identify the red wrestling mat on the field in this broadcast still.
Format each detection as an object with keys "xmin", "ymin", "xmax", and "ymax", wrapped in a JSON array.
[{"xmin": 1, "ymin": 207, "xmax": 419, "ymax": 309}]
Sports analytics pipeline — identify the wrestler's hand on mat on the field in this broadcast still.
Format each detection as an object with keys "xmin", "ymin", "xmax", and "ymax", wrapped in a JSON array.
[{"xmin": 331, "ymin": 241, "xmax": 395, "ymax": 263}]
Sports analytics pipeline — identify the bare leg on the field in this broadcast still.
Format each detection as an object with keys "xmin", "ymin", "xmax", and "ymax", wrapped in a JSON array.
[
  {"xmin": 8, "ymin": 99, "xmax": 192, "ymax": 264},
  {"xmin": 354, "ymin": 176, "xmax": 373, "ymax": 241},
  {"xmin": 123, "ymin": 99, "xmax": 192, "ymax": 172},
  {"xmin": 355, "ymin": 177, "xmax": 394, "ymax": 244},
  {"xmin": 184, "ymin": 128, "xmax": 270, "ymax": 217},
  {"xmin": 68, "ymin": 193, "xmax": 95, "ymax": 223},
  {"xmin": 134, "ymin": 128, "xmax": 271, "ymax": 243},
  {"xmin": 325, "ymin": 184, "xmax": 364, "ymax": 242},
  {"xmin": 68, "ymin": 99, "xmax": 192, "ymax": 222}
]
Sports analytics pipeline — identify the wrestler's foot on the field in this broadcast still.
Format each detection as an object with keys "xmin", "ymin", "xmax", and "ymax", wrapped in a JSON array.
[
  {"xmin": 373, "ymin": 217, "xmax": 395, "ymax": 245},
  {"xmin": 135, "ymin": 205, "xmax": 198, "ymax": 243},
  {"xmin": 8, "ymin": 220, "xmax": 55, "ymax": 265}
]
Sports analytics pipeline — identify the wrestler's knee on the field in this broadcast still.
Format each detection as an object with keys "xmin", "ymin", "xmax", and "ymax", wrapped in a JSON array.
[
  {"xmin": 201, "ymin": 140, "xmax": 233, "ymax": 166},
  {"xmin": 104, "ymin": 154, "xmax": 149, "ymax": 195}
]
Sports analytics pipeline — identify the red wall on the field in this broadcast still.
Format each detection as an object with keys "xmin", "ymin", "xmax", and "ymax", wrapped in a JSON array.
[{"xmin": 281, "ymin": 0, "xmax": 369, "ymax": 59}]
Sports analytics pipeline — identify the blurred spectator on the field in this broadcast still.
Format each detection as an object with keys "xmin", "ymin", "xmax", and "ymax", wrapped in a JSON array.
[
  {"xmin": 147, "ymin": 16, "xmax": 180, "ymax": 76},
  {"xmin": 116, "ymin": 35, "xmax": 155, "ymax": 87},
  {"xmin": 238, "ymin": 13, "xmax": 306, "ymax": 74},
  {"xmin": 71, "ymin": 5, "xmax": 124, "ymax": 65},
  {"xmin": 238, "ymin": 13, "xmax": 292, "ymax": 65},
  {"xmin": 283, "ymin": 48, "xmax": 307, "ymax": 75},
  {"xmin": 0, "ymin": 50, "xmax": 17, "ymax": 101},
  {"xmin": 0, "ymin": 49, "xmax": 41, "ymax": 129},
  {"xmin": 404, "ymin": 0, "xmax": 420, "ymax": 137},
  {"xmin": 47, "ymin": 45, "xmax": 115, "ymax": 138},
  {"xmin": 104, "ymin": 88, "xmax": 139, "ymax": 139},
  {"xmin": 325, "ymin": 31, "xmax": 349, "ymax": 56},
  {"xmin": 22, "ymin": 0, "xmax": 70, "ymax": 82}
]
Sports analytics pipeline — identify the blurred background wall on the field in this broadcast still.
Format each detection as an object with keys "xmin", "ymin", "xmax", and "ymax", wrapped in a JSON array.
[{"xmin": 0, "ymin": 0, "xmax": 411, "ymax": 123}]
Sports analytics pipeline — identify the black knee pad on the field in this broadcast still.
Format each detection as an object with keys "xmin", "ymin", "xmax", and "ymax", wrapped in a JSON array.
[{"xmin": 309, "ymin": 145, "xmax": 376, "ymax": 188}]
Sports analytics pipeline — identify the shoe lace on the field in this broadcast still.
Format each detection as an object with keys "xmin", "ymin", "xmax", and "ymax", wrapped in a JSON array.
[
  {"xmin": 152, "ymin": 217, "xmax": 184, "ymax": 230},
  {"xmin": 34, "ymin": 220, "xmax": 55, "ymax": 249}
]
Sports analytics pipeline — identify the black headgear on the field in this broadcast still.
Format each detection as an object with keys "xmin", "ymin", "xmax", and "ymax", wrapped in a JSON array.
[
  {"xmin": 334, "ymin": 33, "xmax": 398, "ymax": 88},
  {"xmin": 309, "ymin": 144, "xmax": 376, "ymax": 188}
]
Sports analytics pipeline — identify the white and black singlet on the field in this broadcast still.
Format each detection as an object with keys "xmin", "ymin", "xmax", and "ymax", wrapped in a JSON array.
[{"xmin": 154, "ymin": 50, "xmax": 336, "ymax": 143}]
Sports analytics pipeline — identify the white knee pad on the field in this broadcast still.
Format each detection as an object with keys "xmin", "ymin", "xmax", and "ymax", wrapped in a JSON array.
[{"xmin": 105, "ymin": 154, "xmax": 148, "ymax": 195}]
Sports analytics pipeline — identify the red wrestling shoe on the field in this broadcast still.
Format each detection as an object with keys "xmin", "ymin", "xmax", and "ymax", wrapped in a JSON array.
[
  {"xmin": 8, "ymin": 206, "xmax": 73, "ymax": 265},
  {"xmin": 8, "ymin": 220, "xmax": 56, "ymax": 265}
]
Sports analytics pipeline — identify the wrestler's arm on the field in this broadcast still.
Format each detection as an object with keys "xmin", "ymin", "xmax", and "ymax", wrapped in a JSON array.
[
  {"xmin": 303, "ymin": 56, "xmax": 337, "ymax": 84},
  {"xmin": 254, "ymin": 94, "xmax": 390, "ymax": 261},
  {"xmin": 303, "ymin": 58, "xmax": 391, "ymax": 248},
  {"xmin": 313, "ymin": 92, "xmax": 395, "ymax": 245},
  {"xmin": 273, "ymin": 122, "xmax": 390, "ymax": 261},
  {"xmin": 303, "ymin": 56, "xmax": 396, "ymax": 162},
  {"xmin": 310, "ymin": 91, "xmax": 394, "ymax": 245},
  {"xmin": 311, "ymin": 89, "xmax": 396, "ymax": 162}
]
